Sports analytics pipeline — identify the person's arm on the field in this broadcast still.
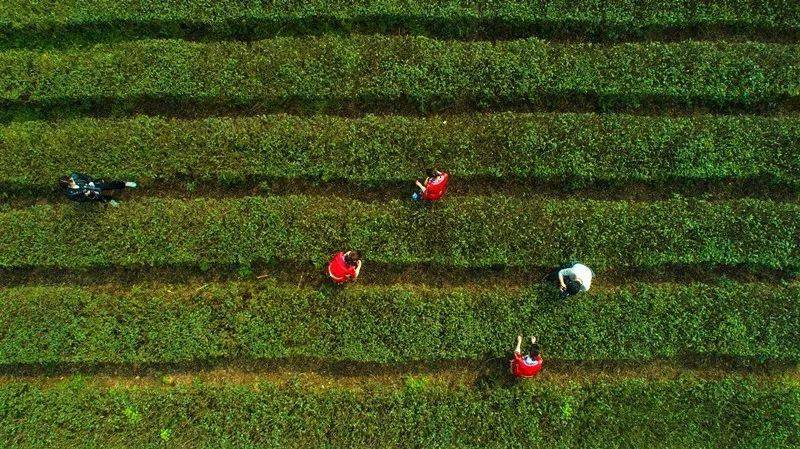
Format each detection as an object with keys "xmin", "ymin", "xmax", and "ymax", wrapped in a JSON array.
[
  {"xmin": 557, "ymin": 269, "xmax": 570, "ymax": 290},
  {"xmin": 415, "ymin": 180, "xmax": 426, "ymax": 191},
  {"xmin": 354, "ymin": 261, "xmax": 362, "ymax": 277},
  {"xmin": 515, "ymin": 335, "xmax": 522, "ymax": 354}
]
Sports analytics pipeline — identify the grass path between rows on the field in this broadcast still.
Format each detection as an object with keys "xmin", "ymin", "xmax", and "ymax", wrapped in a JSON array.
[
  {"xmin": 3, "ymin": 180, "xmax": 799, "ymax": 209},
  {"xmin": 0, "ymin": 262, "xmax": 793, "ymax": 289},
  {"xmin": 2, "ymin": 359, "xmax": 798, "ymax": 391}
]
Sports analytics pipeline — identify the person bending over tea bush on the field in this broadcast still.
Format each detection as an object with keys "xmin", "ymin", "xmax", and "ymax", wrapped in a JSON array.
[
  {"xmin": 510, "ymin": 335, "xmax": 543, "ymax": 379},
  {"xmin": 412, "ymin": 169, "xmax": 449, "ymax": 201},
  {"xmin": 328, "ymin": 250, "xmax": 362, "ymax": 284},
  {"xmin": 59, "ymin": 173, "xmax": 137, "ymax": 206},
  {"xmin": 554, "ymin": 262, "xmax": 594, "ymax": 297}
]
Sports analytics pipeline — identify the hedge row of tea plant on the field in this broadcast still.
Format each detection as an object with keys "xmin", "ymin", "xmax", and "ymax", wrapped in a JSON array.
[
  {"xmin": 2, "ymin": 113, "xmax": 800, "ymax": 189},
  {"xmin": 0, "ymin": 196, "xmax": 797, "ymax": 270},
  {"xmin": 1, "ymin": 37, "xmax": 798, "ymax": 113},
  {"xmin": 0, "ymin": 377, "xmax": 797, "ymax": 448},
  {"xmin": 2, "ymin": 0, "xmax": 798, "ymax": 46},
  {"xmin": 0, "ymin": 281, "xmax": 797, "ymax": 364}
]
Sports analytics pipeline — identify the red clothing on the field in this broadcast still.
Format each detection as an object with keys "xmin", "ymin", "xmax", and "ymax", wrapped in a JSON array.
[
  {"xmin": 422, "ymin": 172, "xmax": 449, "ymax": 201},
  {"xmin": 510, "ymin": 352, "xmax": 543, "ymax": 378},
  {"xmin": 328, "ymin": 252, "xmax": 357, "ymax": 283}
]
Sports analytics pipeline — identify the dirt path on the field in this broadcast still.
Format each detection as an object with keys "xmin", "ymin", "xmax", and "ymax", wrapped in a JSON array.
[{"xmin": 1, "ymin": 358, "xmax": 797, "ymax": 391}]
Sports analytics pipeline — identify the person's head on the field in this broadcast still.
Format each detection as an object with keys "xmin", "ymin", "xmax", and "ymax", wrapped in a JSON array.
[
  {"xmin": 59, "ymin": 175, "xmax": 75, "ymax": 190},
  {"xmin": 344, "ymin": 250, "xmax": 361, "ymax": 266},
  {"xmin": 565, "ymin": 279, "xmax": 582, "ymax": 295},
  {"xmin": 530, "ymin": 344, "xmax": 541, "ymax": 358},
  {"xmin": 426, "ymin": 169, "xmax": 440, "ymax": 178}
]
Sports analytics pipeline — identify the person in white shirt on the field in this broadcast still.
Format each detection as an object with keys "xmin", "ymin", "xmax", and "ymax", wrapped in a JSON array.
[{"xmin": 557, "ymin": 262, "xmax": 593, "ymax": 296}]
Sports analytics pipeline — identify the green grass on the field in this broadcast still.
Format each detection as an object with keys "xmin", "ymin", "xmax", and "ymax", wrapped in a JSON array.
[
  {"xmin": 2, "ymin": 113, "xmax": 800, "ymax": 189},
  {"xmin": 1, "ymin": 37, "xmax": 798, "ymax": 114},
  {"xmin": 0, "ymin": 281, "xmax": 797, "ymax": 364},
  {"xmin": 0, "ymin": 196, "xmax": 797, "ymax": 270},
  {"xmin": 0, "ymin": 376, "xmax": 797, "ymax": 448}
]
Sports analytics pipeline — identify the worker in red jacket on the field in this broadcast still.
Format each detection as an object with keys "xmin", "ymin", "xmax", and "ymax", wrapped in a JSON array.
[
  {"xmin": 327, "ymin": 250, "xmax": 362, "ymax": 284},
  {"xmin": 510, "ymin": 335, "xmax": 543, "ymax": 379},
  {"xmin": 412, "ymin": 169, "xmax": 449, "ymax": 201}
]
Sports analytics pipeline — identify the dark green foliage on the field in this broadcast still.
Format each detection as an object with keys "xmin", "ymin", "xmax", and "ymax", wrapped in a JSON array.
[
  {"xmin": 1, "ymin": 0, "xmax": 798, "ymax": 46},
  {"xmin": 2, "ymin": 113, "xmax": 800, "ymax": 188},
  {"xmin": 1, "ymin": 37, "xmax": 798, "ymax": 113},
  {"xmin": 0, "ymin": 377, "xmax": 797, "ymax": 448},
  {"xmin": 0, "ymin": 196, "xmax": 797, "ymax": 270},
  {"xmin": 0, "ymin": 281, "xmax": 797, "ymax": 364}
]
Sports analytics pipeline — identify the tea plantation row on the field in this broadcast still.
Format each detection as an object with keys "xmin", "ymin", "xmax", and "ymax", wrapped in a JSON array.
[
  {"xmin": 0, "ymin": 196, "xmax": 797, "ymax": 270},
  {"xmin": 2, "ymin": 0, "xmax": 798, "ymax": 45},
  {"xmin": 0, "ymin": 281, "xmax": 797, "ymax": 364},
  {"xmin": 2, "ymin": 113, "xmax": 799, "ymax": 189},
  {"xmin": 2, "ymin": 37, "xmax": 799, "ymax": 114},
  {"xmin": 0, "ymin": 377, "xmax": 796, "ymax": 448}
]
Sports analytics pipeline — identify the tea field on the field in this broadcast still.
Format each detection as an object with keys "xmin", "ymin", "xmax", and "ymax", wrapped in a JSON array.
[{"xmin": 0, "ymin": 1, "xmax": 799, "ymax": 447}]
